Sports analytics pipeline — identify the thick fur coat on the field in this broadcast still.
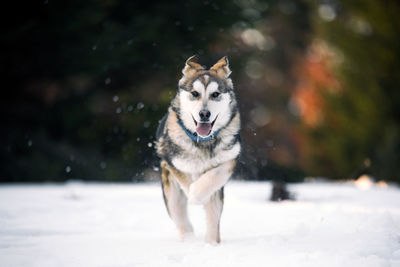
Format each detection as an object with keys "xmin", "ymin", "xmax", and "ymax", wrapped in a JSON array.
[{"xmin": 156, "ymin": 56, "xmax": 241, "ymax": 243}]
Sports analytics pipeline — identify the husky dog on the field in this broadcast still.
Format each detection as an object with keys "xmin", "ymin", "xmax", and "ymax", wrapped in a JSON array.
[{"xmin": 155, "ymin": 55, "xmax": 241, "ymax": 244}]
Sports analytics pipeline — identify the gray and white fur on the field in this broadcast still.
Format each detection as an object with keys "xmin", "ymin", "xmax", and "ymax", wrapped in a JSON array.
[{"xmin": 156, "ymin": 55, "xmax": 241, "ymax": 244}]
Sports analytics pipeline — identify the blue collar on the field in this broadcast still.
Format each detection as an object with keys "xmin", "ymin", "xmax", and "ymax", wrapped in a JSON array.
[{"xmin": 177, "ymin": 120, "xmax": 221, "ymax": 143}]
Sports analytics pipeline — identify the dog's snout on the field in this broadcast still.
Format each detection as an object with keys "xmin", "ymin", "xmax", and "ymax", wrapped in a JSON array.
[{"xmin": 199, "ymin": 110, "xmax": 211, "ymax": 121}]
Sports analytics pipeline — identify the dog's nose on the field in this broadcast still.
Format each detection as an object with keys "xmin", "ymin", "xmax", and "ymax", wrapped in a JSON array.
[{"xmin": 199, "ymin": 110, "xmax": 211, "ymax": 121}]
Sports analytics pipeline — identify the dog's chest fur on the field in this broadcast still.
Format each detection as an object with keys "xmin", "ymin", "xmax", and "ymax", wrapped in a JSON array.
[{"xmin": 171, "ymin": 134, "xmax": 240, "ymax": 177}]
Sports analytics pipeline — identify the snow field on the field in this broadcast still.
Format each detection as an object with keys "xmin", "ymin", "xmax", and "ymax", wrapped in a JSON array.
[{"xmin": 0, "ymin": 181, "xmax": 399, "ymax": 267}]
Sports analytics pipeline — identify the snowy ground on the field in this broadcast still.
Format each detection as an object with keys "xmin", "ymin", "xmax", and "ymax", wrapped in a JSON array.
[{"xmin": 1, "ymin": 180, "xmax": 400, "ymax": 267}]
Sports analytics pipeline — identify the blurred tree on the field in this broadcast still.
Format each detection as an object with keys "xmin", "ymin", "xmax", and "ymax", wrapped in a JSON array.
[{"xmin": 293, "ymin": 0, "xmax": 400, "ymax": 181}]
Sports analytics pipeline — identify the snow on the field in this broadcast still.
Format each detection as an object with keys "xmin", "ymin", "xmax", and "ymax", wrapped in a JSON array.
[{"xmin": 0, "ymin": 181, "xmax": 400, "ymax": 267}]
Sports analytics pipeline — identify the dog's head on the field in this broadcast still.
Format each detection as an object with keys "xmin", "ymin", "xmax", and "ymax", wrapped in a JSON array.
[{"xmin": 176, "ymin": 55, "xmax": 236, "ymax": 137}]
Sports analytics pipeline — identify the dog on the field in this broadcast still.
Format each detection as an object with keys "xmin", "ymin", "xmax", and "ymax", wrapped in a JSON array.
[{"xmin": 155, "ymin": 55, "xmax": 241, "ymax": 244}]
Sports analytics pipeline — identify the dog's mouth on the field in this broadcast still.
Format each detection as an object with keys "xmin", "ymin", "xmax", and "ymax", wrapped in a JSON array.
[{"xmin": 192, "ymin": 115, "xmax": 218, "ymax": 137}]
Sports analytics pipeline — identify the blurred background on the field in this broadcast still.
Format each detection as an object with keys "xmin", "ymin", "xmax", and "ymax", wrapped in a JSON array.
[{"xmin": 1, "ymin": 0, "xmax": 399, "ymax": 183}]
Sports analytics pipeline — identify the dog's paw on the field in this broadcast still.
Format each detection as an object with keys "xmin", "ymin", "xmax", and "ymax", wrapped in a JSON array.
[
  {"xmin": 188, "ymin": 184, "xmax": 209, "ymax": 205},
  {"xmin": 178, "ymin": 225, "xmax": 194, "ymax": 241},
  {"xmin": 187, "ymin": 192, "xmax": 203, "ymax": 205},
  {"xmin": 179, "ymin": 230, "xmax": 195, "ymax": 242}
]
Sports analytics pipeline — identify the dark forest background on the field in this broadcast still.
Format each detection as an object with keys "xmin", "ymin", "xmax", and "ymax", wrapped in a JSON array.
[{"xmin": 1, "ymin": 0, "xmax": 399, "ymax": 183}]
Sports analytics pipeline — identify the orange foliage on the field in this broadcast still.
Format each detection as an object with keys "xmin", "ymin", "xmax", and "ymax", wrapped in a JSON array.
[{"xmin": 292, "ymin": 40, "xmax": 340, "ymax": 127}]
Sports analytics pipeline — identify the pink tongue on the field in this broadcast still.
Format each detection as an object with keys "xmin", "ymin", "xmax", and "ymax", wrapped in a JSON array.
[{"xmin": 196, "ymin": 123, "xmax": 212, "ymax": 136}]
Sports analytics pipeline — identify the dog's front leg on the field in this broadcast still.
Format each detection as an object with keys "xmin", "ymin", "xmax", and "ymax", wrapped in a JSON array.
[
  {"xmin": 188, "ymin": 159, "xmax": 235, "ymax": 204},
  {"xmin": 204, "ymin": 189, "xmax": 224, "ymax": 243},
  {"xmin": 161, "ymin": 160, "xmax": 192, "ymax": 195}
]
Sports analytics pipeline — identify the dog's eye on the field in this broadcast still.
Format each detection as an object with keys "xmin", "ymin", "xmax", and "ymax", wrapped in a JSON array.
[
  {"xmin": 211, "ymin": 92, "xmax": 220, "ymax": 98},
  {"xmin": 191, "ymin": 91, "xmax": 200, "ymax": 98}
]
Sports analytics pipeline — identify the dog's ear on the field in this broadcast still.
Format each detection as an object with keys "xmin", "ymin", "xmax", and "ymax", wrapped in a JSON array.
[
  {"xmin": 210, "ymin": 56, "xmax": 231, "ymax": 79},
  {"xmin": 182, "ymin": 55, "xmax": 204, "ymax": 77}
]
